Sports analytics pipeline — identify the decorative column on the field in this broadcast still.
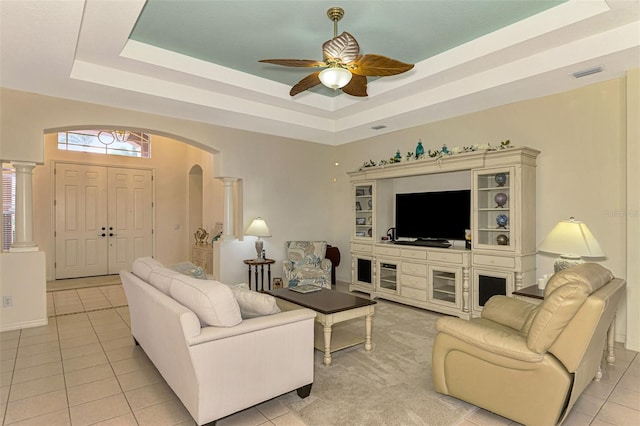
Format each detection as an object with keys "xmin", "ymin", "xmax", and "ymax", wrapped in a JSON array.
[
  {"xmin": 10, "ymin": 162, "xmax": 38, "ymax": 252},
  {"xmin": 220, "ymin": 177, "xmax": 237, "ymax": 241}
]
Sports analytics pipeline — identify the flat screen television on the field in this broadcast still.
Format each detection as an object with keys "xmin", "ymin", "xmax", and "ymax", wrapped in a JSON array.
[{"xmin": 395, "ymin": 190, "xmax": 471, "ymax": 244}]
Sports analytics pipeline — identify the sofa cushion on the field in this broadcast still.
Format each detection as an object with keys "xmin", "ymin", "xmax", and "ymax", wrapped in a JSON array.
[
  {"xmin": 169, "ymin": 276, "xmax": 242, "ymax": 327},
  {"xmin": 171, "ymin": 261, "xmax": 207, "ymax": 280},
  {"xmin": 230, "ymin": 285, "xmax": 281, "ymax": 319},
  {"xmin": 132, "ymin": 257, "xmax": 164, "ymax": 282},
  {"xmin": 148, "ymin": 267, "xmax": 184, "ymax": 295}
]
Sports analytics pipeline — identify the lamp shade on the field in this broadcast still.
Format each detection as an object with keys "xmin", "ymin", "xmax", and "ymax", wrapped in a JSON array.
[
  {"xmin": 538, "ymin": 217, "xmax": 605, "ymax": 257},
  {"xmin": 319, "ymin": 67, "xmax": 352, "ymax": 89},
  {"xmin": 245, "ymin": 218, "xmax": 271, "ymax": 238}
]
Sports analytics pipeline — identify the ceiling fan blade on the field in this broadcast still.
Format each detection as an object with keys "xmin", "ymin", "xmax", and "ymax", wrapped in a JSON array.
[
  {"xmin": 322, "ymin": 31, "xmax": 359, "ymax": 64},
  {"xmin": 259, "ymin": 59, "xmax": 326, "ymax": 68},
  {"xmin": 349, "ymin": 54, "xmax": 414, "ymax": 76},
  {"xmin": 290, "ymin": 71, "xmax": 322, "ymax": 96},
  {"xmin": 341, "ymin": 74, "xmax": 368, "ymax": 97}
]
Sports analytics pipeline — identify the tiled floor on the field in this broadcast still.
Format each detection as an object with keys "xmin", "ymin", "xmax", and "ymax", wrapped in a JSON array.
[
  {"xmin": 47, "ymin": 285, "xmax": 128, "ymax": 317},
  {"xmin": 1, "ymin": 284, "xmax": 638, "ymax": 425}
]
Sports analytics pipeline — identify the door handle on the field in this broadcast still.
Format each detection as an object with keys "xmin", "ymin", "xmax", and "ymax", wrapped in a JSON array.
[
  {"xmin": 99, "ymin": 233, "xmax": 106, "ymax": 237},
  {"xmin": 109, "ymin": 233, "xmax": 116, "ymax": 237}
]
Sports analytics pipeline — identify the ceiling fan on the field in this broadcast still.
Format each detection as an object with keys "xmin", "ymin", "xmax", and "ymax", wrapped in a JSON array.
[{"xmin": 259, "ymin": 7, "xmax": 414, "ymax": 97}]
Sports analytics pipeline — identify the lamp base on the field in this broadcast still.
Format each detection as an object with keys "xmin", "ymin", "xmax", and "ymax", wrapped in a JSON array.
[
  {"xmin": 255, "ymin": 239, "xmax": 264, "ymax": 259},
  {"xmin": 553, "ymin": 255, "xmax": 583, "ymax": 273}
]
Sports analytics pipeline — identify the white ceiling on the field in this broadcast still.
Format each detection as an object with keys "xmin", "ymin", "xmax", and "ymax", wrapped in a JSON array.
[{"xmin": 1, "ymin": 0, "xmax": 639, "ymax": 146}]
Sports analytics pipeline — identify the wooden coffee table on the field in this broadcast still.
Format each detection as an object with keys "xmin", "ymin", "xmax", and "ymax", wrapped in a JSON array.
[{"xmin": 267, "ymin": 288, "xmax": 376, "ymax": 365}]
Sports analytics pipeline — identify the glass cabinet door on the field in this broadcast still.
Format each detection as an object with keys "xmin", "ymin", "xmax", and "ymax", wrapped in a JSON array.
[
  {"xmin": 474, "ymin": 167, "xmax": 514, "ymax": 251},
  {"xmin": 428, "ymin": 265, "xmax": 461, "ymax": 308},
  {"xmin": 354, "ymin": 183, "xmax": 374, "ymax": 240},
  {"xmin": 377, "ymin": 261, "xmax": 398, "ymax": 294}
]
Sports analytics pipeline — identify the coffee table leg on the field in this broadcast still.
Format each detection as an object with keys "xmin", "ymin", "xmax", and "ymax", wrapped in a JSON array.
[
  {"xmin": 323, "ymin": 324, "xmax": 333, "ymax": 366},
  {"xmin": 365, "ymin": 312, "xmax": 373, "ymax": 351}
]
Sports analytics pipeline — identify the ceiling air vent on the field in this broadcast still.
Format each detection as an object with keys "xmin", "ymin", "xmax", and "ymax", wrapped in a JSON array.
[
  {"xmin": 572, "ymin": 66, "xmax": 604, "ymax": 79},
  {"xmin": 371, "ymin": 125, "xmax": 387, "ymax": 130}
]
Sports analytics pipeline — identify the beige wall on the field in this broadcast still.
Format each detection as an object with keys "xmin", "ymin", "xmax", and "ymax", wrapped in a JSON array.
[
  {"xmin": 33, "ymin": 133, "xmax": 220, "ymax": 280},
  {"xmin": 0, "ymin": 87, "xmax": 335, "ymax": 288},
  {"xmin": 1, "ymin": 71, "xmax": 638, "ymax": 348},
  {"xmin": 334, "ymin": 75, "xmax": 635, "ymax": 348}
]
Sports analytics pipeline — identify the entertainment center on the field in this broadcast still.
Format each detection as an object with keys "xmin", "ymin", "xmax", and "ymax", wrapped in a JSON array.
[{"xmin": 348, "ymin": 146, "xmax": 539, "ymax": 319}]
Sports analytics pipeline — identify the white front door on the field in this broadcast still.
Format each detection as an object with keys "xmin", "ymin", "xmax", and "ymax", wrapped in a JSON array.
[
  {"xmin": 55, "ymin": 163, "xmax": 153, "ymax": 279},
  {"xmin": 107, "ymin": 167, "xmax": 153, "ymax": 273}
]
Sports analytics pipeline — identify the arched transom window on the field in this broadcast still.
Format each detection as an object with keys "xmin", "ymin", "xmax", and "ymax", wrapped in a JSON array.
[{"xmin": 57, "ymin": 130, "xmax": 151, "ymax": 158}]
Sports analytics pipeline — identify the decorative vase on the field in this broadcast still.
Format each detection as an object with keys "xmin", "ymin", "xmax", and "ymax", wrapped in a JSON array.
[
  {"xmin": 495, "ymin": 173, "xmax": 507, "ymax": 187},
  {"xmin": 394, "ymin": 149, "xmax": 402, "ymax": 161},
  {"xmin": 494, "ymin": 192, "xmax": 508, "ymax": 207},
  {"xmin": 496, "ymin": 234, "xmax": 509, "ymax": 245},
  {"xmin": 496, "ymin": 214, "xmax": 509, "ymax": 228},
  {"xmin": 415, "ymin": 140, "xmax": 424, "ymax": 157}
]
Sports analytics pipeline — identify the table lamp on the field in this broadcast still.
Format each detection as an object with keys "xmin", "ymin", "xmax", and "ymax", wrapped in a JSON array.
[
  {"xmin": 537, "ymin": 217, "xmax": 605, "ymax": 272},
  {"xmin": 246, "ymin": 217, "xmax": 271, "ymax": 259}
]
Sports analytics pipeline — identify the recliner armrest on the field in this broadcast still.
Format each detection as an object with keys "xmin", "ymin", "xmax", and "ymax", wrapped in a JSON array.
[
  {"xmin": 482, "ymin": 296, "xmax": 538, "ymax": 331},
  {"xmin": 436, "ymin": 316, "xmax": 544, "ymax": 363}
]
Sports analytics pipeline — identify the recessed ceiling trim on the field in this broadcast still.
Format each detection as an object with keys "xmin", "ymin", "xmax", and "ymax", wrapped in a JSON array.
[
  {"xmin": 120, "ymin": 40, "xmax": 337, "ymax": 113},
  {"xmin": 69, "ymin": 60, "xmax": 337, "ymax": 132},
  {"xmin": 331, "ymin": 0, "xmax": 611, "ymax": 110}
]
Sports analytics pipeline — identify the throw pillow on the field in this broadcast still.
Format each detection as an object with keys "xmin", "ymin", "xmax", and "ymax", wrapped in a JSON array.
[
  {"xmin": 230, "ymin": 285, "xmax": 281, "ymax": 319},
  {"xmin": 148, "ymin": 268, "xmax": 184, "ymax": 295},
  {"xmin": 132, "ymin": 257, "xmax": 164, "ymax": 282},
  {"xmin": 169, "ymin": 276, "xmax": 242, "ymax": 327},
  {"xmin": 171, "ymin": 261, "xmax": 207, "ymax": 279}
]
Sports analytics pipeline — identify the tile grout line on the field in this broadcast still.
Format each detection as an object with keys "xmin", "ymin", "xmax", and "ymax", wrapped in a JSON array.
[
  {"xmin": 87, "ymin": 306, "xmax": 140, "ymax": 425},
  {"xmin": 589, "ymin": 351, "xmax": 640, "ymax": 425}
]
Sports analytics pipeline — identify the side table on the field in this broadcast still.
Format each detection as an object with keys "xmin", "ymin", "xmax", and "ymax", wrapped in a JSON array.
[{"xmin": 243, "ymin": 258, "xmax": 275, "ymax": 292}]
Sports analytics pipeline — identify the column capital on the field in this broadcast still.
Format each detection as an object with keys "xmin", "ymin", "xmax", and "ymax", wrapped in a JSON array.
[{"xmin": 10, "ymin": 161, "xmax": 37, "ymax": 170}]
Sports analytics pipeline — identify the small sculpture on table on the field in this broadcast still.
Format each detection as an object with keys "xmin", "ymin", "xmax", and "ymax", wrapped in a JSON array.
[{"xmin": 194, "ymin": 227, "xmax": 209, "ymax": 246}]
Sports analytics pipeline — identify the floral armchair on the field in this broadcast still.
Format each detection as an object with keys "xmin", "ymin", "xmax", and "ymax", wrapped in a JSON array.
[{"xmin": 283, "ymin": 241, "xmax": 332, "ymax": 288}]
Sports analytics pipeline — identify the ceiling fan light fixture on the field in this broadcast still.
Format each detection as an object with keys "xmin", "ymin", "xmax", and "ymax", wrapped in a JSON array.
[{"xmin": 319, "ymin": 66, "xmax": 352, "ymax": 90}]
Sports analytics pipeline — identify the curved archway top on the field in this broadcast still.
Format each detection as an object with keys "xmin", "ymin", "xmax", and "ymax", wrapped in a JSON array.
[
  {"xmin": 44, "ymin": 125, "xmax": 221, "ymax": 156},
  {"xmin": 189, "ymin": 164, "xmax": 204, "ymax": 175}
]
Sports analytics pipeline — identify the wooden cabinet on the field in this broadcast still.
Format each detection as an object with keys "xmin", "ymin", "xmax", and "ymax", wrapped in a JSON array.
[
  {"xmin": 351, "ymin": 243, "xmax": 375, "ymax": 293},
  {"xmin": 348, "ymin": 147, "xmax": 539, "ymax": 318},
  {"xmin": 191, "ymin": 244, "xmax": 213, "ymax": 275},
  {"xmin": 353, "ymin": 182, "xmax": 374, "ymax": 240}
]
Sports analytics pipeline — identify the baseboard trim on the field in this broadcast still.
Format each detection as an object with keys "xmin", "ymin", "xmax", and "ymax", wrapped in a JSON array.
[{"xmin": 1, "ymin": 317, "xmax": 48, "ymax": 332}]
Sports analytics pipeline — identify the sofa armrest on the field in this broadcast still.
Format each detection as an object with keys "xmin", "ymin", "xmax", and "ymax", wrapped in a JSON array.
[
  {"xmin": 482, "ymin": 295, "xmax": 538, "ymax": 331},
  {"xmin": 436, "ymin": 316, "xmax": 543, "ymax": 363},
  {"xmin": 187, "ymin": 308, "xmax": 316, "ymax": 346}
]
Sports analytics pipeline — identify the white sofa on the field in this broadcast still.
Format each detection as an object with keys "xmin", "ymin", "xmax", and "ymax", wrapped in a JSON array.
[{"xmin": 120, "ymin": 257, "xmax": 316, "ymax": 425}]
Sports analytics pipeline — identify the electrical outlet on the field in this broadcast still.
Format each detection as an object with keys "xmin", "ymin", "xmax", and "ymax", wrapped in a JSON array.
[{"xmin": 3, "ymin": 296, "xmax": 13, "ymax": 307}]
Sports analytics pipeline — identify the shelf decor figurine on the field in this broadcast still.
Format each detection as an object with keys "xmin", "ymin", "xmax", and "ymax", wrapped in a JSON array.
[
  {"xmin": 496, "ymin": 234, "xmax": 509, "ymax": 245},
  {"xmin": 496, "ymin": 214, "xmax": 509, "ymax": 229},
  {"xmin": 495, "ymin": 173, "xmax": 507, "ymax": 187},
  {"xmin": 415, "ymin": 140, "xmax": 425, "ymax": 157},
  {"xmin": 194, "ymin": 227, "xmax": 209, "ymax": 246},
  {"xmin": 494, "ymin": 192, "xmax": 508, "ymax": 207}
]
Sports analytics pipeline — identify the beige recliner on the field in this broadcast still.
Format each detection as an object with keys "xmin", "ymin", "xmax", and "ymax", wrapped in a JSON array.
[{"xmin": 432, "ymin": 263, "xmax": 625, "ymax": 426}]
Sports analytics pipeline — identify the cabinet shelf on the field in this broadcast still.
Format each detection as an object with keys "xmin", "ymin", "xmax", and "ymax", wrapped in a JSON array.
[
  {"xmin": 477, "ymin": 186, "xmax": 510, "ymax": 191},
  {"xmin": 433, "ymin": 287, "xmax": 456, "ymax": 296}
]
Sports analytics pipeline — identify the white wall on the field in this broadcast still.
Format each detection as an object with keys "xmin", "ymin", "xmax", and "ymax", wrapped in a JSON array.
[
  {"xmin": 333, "ymin": 75, "xmax": 636, "ymax": 348},
  {"xmin": 0, "ymin": 88, "xmax": 335, "ymax": 289},
  {"xmin": 0, "ymin": 252, "xmax": 46, "ymax": 331},
  {"xmin": 32, "ymin": 133, "xmax": 219, "ymax": 279},
  {"xmin": 1, "ymin": 72, "xmax": 637, "ymax": 349}
]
